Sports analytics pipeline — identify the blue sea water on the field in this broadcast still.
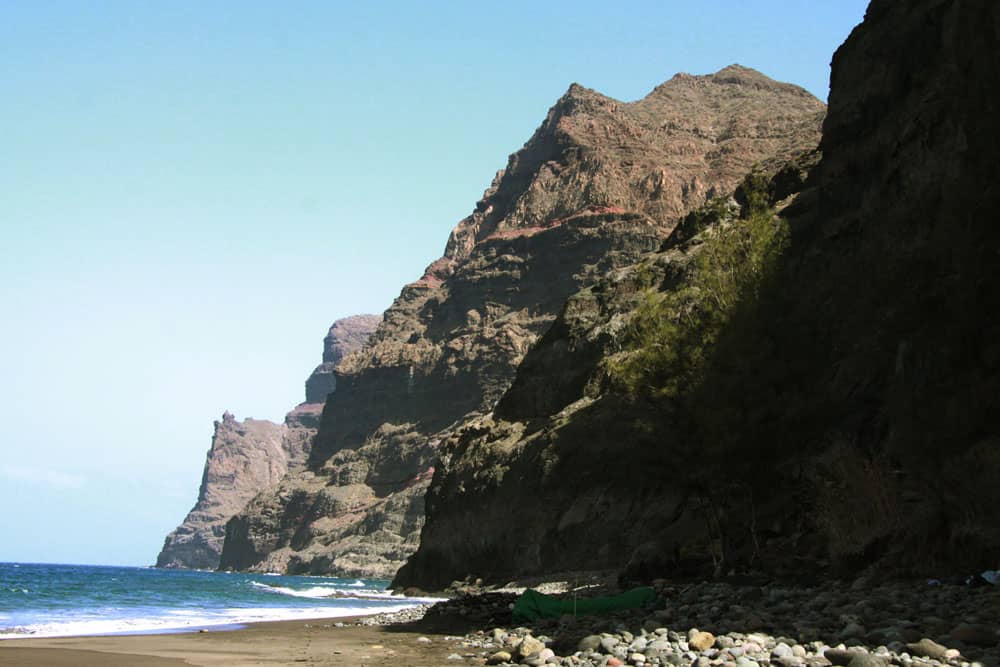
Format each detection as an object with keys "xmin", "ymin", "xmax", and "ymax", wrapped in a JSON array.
[{"xmin": 0, "ymin": 562, "xmax": 437, "ymax": 639}]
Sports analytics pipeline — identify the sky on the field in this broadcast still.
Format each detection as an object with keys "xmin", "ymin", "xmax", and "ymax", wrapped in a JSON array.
[{"xmin": 0, "ymin": 1, "xmax": 869, "ymax": 567}]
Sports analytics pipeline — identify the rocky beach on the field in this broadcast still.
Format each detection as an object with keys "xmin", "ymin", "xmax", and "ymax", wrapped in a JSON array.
[
  {"xmin": 146, "ymin": 0, "xmax": 1000, "ymax": 601},
  {"xmin": 6, "ymin": 0, "xmax": 999, "ymax": 665},
  {"xmin": 410, "ymin": 578, "xmax": 1000, "ymax": 667},
  {"xmin": 4, "ymin": 575, "xmax": 998, "ymax": 666}
]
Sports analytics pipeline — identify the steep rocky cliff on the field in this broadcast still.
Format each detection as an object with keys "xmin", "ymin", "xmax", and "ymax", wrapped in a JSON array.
[
  {"xmin": 156, "ymin": 414, "xmax": 288, "ymax": 569},
  {"xmin": 218, "ymin": 66, "xmax": 826, "ymax": 577},
  {"xmin": 305, "ymin": 314, "xmax": 383, "ymax": 404},
  {"xmin": 395, "ymin": 0, "xmax": 1000, "ymax": 588},
  {"xmin": 156, "ymin": 315, "xmax": 378, "ymax": 569}
]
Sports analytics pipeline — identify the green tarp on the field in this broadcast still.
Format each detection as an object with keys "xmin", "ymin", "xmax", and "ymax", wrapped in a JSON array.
[{"xmin": 511, "ymin": 586, "xmax": 656, "ymax": 623}]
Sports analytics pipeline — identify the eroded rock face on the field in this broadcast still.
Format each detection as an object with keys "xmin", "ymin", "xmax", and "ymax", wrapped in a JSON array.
[
  {"xmin": 156, "ymin": 414, "xmax": 288, "ymax": 570},
  {"xmin": 218, "ymin": 66, "xmax": 826, "ymax": 577},
  {"xmin": 219, "ymin": 426, "xmax": 431, "ymax": 578},
  {"xmin": 396, "ymin": 0, "xmax": 1000, "ymax": 588},
  {"xmin": 392, "ymin": 155, "xmax": 820, "ymax": 589},
  {"xmin": 305, "ymin": 315, "xmax": 381, "ymax": 404},
  {"xmin": 157, "ymin": 316, "xmax": 377, "ymax": 570},
  {"xmin": 791, "ymin": 0, "xmax": 1000, "ymax": 569}
]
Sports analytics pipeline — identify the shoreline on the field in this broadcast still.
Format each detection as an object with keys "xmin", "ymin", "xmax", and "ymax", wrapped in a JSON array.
[
  {"xmin": 0, "ymin": 612, "xmax": 446, "ymax": 666},
  {"xmin": 0, "ymin": 601, "xmax": 436, "ymax": 642},
  {"xmin": 3, "ymin": 578, "xmax": 999, "ymax": 667}
]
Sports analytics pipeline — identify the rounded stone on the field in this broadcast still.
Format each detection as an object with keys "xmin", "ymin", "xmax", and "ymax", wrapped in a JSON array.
[
  {"xmin": 630, "ymin": 637, "xmax": 649, "ymax": 652},
  {"xmin": 486, "ymin": 650, "xmax": 512, "ymax": 665},
  {"xmin": 690, "ymin": 631, "xmax": 717, "ymax": 652},
  {"xmin": 517, "ymin": 635, "xmax": 546, "ymax": 658},
  {"xmin": 602, "ymin": 637, "xmax": 622, "ymax": 653}
]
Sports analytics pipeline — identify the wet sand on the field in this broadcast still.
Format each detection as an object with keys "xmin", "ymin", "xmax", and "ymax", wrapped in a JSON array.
[{"xmin": 0, "ymin": 616, "xmax": 454, "ymax": 666}]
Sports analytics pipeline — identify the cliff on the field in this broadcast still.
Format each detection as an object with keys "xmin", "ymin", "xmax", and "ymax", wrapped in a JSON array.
[
  {"xmin": 305, "ymin": 314, "xmax": 383, "ymax": 404},
  {"xmin": 395, "ymin": 0, "xmax": 1000, "ymax": 588},
  {"xmin": 156, "ymin": 315, "xmax": 378, "ymax": 569},
  {"xmin": 155, "ymin": 413, "xmax": 288, "ymax": 570},
  {"xmin": 217, "ymin": 66, "xmax": 826, "ymax": 577}
]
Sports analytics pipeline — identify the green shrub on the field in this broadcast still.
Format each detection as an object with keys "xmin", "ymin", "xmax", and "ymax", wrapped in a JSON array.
[{"xmin": 610, "ymin": 173, "xmax": 788, "ymax": 410}]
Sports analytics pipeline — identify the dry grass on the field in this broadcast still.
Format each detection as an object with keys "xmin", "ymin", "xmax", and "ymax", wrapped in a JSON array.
[{"xmin": 815, "ymin": 443, "xmax": 901, "ymax": 558}]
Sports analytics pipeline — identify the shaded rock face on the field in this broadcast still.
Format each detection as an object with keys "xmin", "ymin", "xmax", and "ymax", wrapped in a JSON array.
[
  {"xmin": 157, "ymin": 316, "xmax": 376, "ymax": 570},
  {"xmin": 396, "ymin": 0, "xmax": 1000, "ymax": 589},
  {"xmin": 392, "ymin": 155, "xmax": 821, "ymax": 589},
  {"xmin": 218, "ymin": 66, "xmax": 826, "ymax": 577},
  {"xmin": 787, "ymin": 0, "xmax": 1000, "ymax": 570},
  {"xmin": 304, "ymin": 314, "xmax": 381, "ymax": 404}
]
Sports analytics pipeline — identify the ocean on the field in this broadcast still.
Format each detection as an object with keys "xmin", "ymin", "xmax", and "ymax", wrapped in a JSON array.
[{"xmin": 0, "ymin": 562, "xmax": 437, "ymax": 639}]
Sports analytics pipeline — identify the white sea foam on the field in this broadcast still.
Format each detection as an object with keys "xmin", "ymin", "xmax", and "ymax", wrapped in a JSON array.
[
  {"xmin": 249, "ymin": 581, "xmax": 441, "ymax": 604},
  {"xmin": 250, "ymin": 582, "xmax": 345, "ymax": 598},
  {"xmin": 0, "ymin": 604, "xmax": 420, "ymax": 640}
]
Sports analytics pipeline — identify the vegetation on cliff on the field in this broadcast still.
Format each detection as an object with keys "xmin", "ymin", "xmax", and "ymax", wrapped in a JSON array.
[
  {"xmin": 397, "ymin": 0, "xmax": 1000, "ymax": 589},
  {"xmin": 610, "ymin": 171, "xmax": 785, "ymax": 406},
  {"xmin": 218, "ymin": 66, "xmax": 825, "ymax": 578}
]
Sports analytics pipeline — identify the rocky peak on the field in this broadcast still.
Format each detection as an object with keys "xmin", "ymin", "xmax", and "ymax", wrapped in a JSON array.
[
  {"xmin": 158, "ymin": 313, "xmax": 379, "ymax": 570},
  {"xmin": 440, "ymin": 65, "xmax": 824, "ymax": 268},
  {"xmin": 710, "ymin": 64, "xmax": 810, "ymax": 93},
  {"xmin": 156, "ymin": 413, "xmax": 287, "ymax": 570},
  {"xmin": 218, "ymin": 66, "xmax": 828, "ymax": 578},
  {"xmin": 305, "ymin": 314, "xmax": 380, "ymax": 404},
  {"xmin": 649, "ymin": 64, "xmax": 805, "ymax": 94},
  {"xmin": 396, "ymin": 0, "xmax": 1000, "ymax": 589},
  {"xmin": 321, "ymin": 314, "xmax": 382, "ymax": 365},
  {"xmin": 197, "ymin": 415, "xmax": 289, "ymax": 506},
  {"xmin": 547, "ymin": 82, "xmax": 620, "ymax": 123}
]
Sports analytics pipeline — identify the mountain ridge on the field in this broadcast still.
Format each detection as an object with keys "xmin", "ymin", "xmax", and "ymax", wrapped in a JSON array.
[
  {"xmin": 216, "ymin": 65, "xmax": 826, "ymax": 577},
  {"xmin": 395, "ymin": 0, "xmax": 1000, "ymax": 588},
  {"xmin": 156, "ymin": 315, "xmax": 379, "ymax": 570}
]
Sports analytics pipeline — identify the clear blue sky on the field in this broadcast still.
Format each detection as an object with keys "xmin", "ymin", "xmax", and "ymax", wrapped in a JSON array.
[{"xmin": 0, "ymin": 1, "xmax": 868, "ymax": 566}]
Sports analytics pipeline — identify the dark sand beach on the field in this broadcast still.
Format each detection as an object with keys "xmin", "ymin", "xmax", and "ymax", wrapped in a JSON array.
[{"xmin": 0, "ymin": 616, "xmax": 451, "ymax": 666}]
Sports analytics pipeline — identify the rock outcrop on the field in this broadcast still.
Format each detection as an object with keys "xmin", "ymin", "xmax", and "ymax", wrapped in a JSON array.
[
  {"xmin": 155, "ymin": 413, "xmax": 288, "ymax": 569},
  {"xmin": 156, "ymin": 315, "xmax": 378, "ymax": 570},
  {"xmin": 395, "ymin": 0, "xmax": 1000, "ymax": 588},
  {"xmin": 305, "ymin": 314, "xmax": 383, "ymax": 404},
  {"xmin": 217, "ymin": 66, "xmax": 826, "ymax": 577}
]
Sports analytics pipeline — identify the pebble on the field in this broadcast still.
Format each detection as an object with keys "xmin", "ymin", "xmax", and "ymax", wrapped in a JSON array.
[
  {"xmin": 906, "ymin": 638, "xmax": 949, "ymax": 660},
  {"xmin": 358, "ymin": 578, "xmax": 1000, "ymax": 667},
  {"xmin": 602, "ymin": 636, "xmax": 622, "ymax": 652},
  {"xmin": 826, "ymin": 648, "xmax": 865, "ymax": 665},
  {"xmin": 517, "ymin": 634, "xmax": 545, "ymax": 657},
  {"xmin": 689, "ymin": 630, "xmax": 716, "ymax": 651},
  {"xmin": 774, "ymin": 642, "xmax": 795, "ymax": 659},
  {"xmin": 846, "ymin": 654, "xmax": 887, "ymax": 667}
]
